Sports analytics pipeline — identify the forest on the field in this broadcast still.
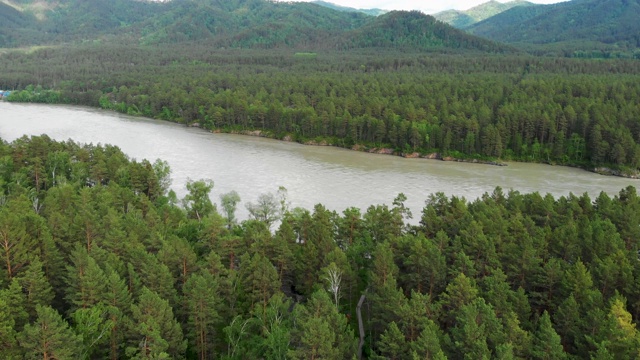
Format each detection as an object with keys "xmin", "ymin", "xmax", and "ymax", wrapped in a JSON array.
[
  {"xmin": 2, "ymin": 135, "xmax": 640, "ymax": 359},
  {"xmin": 2, "ymin": 45, "xmax": 640, "ymax": 174},
  {"xmin": 3, "ymin": 1, "xmax": 640, "ymax": 359}
]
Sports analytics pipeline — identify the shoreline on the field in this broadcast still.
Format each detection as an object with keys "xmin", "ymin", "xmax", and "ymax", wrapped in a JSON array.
[
  {"xmin": 209, "ymin": 127, "xmax": 509, "ymax": 167},
  {"xmin": 6, "ymin": 101, "xmax": 639, "ymax": 180},
  {"xmin": 208, "ymin": 127, "xmax": 640, "ymax": 179}
]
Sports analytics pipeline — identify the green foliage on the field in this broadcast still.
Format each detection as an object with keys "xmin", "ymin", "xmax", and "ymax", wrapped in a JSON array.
[
  {"xmin": 468, "ymin": 0, "xmax": 640, "ymax": 53},
  {"xmin": 3, "ymin": 45, "xmax": 640, "ymax": 171},
  {"xmin": 18, "ymin": 305, "xmax": 82, "ymax": 360},
  {"xmin": 434, "ymin": 0, "xmax": 535, "ymax": 29},
  {"xmin": 1, "ymin": 136, "xmax": 640, "ymax": 358},
  {"xmin": 220, "ymin": 191, "xmax": 241, "ymax": 229},
  {"xmin": 183, "ymin": 179, "xmax": 215, "ymax": 221},
  {"xmin": 532, "ymin": 311, "xmax": 566, "ymax": 360},
  {"xmin": 289, "ymin": 290, "xmax": 356, "ymax": 359},
  {"xmin": 127, "ymin": 287, "xmax": 186, "ymax": 359},
  {"xmin": 0, "ymin": 297, "xmax": 20, "ymax": 359},
  {"xmin": 0, "ymin": 0, "xmax": 503, "ymax": 52}
]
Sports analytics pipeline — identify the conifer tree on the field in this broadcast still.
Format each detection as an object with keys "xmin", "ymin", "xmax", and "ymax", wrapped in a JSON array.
[
  {"xmin": 600, "ymin": 297, "xmax": 640, "ymax": 359},
  {"xmin": 65, "ymin": 246, "xmax": 107, "ymax": 311},
  {"xmin": 0, "ymin": 196, "xmax": 36, "ymax": 282},
  {"xmin": 127, "ymin": 287, "xmax": 186, "ymax": 359},
  {"xmin": 102, "ymin": 266, "xmax": 133, "ymax": 360},
  {"xmin": 0, "ymin": 297, "xmax": 20, "ymax": 360},
  {"xmin": 0, "ymin": 280, "xmax": 28, "ymax": 331},
  {"xmin": 410, "ymin": 318, "xmax": 447, "ymax": 360},
  {"xmin": 368, "ymin": 241, "xmax": 407, "ymax": 339},
  {"xmin": 183, "ymin": 272, "xmax": 220, "ymax": 360},
  {"xmin": 16, "ymin": 256, "xmax": 54, "ymax": 320},
  {"xmin": 532, "ymin": 311, "xmax": 566, "ymax": 360},
  {"xmin": 289, "ymin": 290, "xmax": 356, "ymax": 360},
  {"xmin": 252, "ymin": 293, "xmax": 292, "ymax": 360},
  {"xmin": 18, "ymin": 305, "xmax": 81, "ymax": 360},
  {"xmin": 72, "ymin": 305, "xmax": 113, "ymax": 360},
  {"xmin": 238, "ymin": 252, "xmax": 281, "ymax": 317},
  {"xmin": 376, "ymin": 321, "xmax": 408, "ymax": 360}
]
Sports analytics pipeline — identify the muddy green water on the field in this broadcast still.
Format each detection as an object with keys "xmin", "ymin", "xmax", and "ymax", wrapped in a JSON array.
[{"xmin": 1, "ymin": 102, "xmax": 636, "ymax": 221}]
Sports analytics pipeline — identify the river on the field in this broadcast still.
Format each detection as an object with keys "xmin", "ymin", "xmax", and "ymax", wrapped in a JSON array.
[{"xmin": 0, "ymin": 102, "xmax": 636, "ymax": 221}]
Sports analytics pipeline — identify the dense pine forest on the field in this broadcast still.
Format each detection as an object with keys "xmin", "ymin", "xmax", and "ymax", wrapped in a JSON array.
[
  {"xmin": 3, "ymin": 0, "xmax": 640, "ymax": 357},
  {"xmin": 2, "ymin": 45, "xmax": 640, "ymax": 174},
  {"xmin": 2, "ymin": 135, "xmax": 640, "ymax": 359}
]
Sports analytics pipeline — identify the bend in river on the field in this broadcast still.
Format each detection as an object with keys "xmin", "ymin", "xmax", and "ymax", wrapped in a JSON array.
[{"xmin": 1, "ymin": 102, "xmax": 637, "ymax": 222}]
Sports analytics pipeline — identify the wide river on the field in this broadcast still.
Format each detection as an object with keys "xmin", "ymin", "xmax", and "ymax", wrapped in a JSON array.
[{"xmin": 1, "ymin": 102, "xmax": 637, "ymax": 221}]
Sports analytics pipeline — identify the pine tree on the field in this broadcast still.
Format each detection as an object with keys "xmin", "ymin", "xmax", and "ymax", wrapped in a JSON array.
[
  {"xmin": 72, "ymin": 305, "xmax": 113, "ymax": 360},
  {"xmin": 18, "ymin": 305, "xmax": 82, "ymax": 360},
  {"xmin": 156, "ymin": 235, "xmax": 198, "ymax": 294},
  {"xmin": 532, "ymin": 311, "xmax": 566, "ymax": 360},
  {"xmin": 252, "ymin": 293, "xmax": 292, "ymax": 360},
  {"xmin": 127, "ymin": 287, "xmax": 186, "ymax": 359},
  {"xmin": 451, "ymin": 298, "xmax": 504, "ymax": 360},
  {"xmin": 16, "ymin": 256, "xmax": 54, "ymax": 320},
  {"xmin": 0, "ymin": 297, "xmax": 20, "ymax": 360},
  {"xmin": 376, "ymin": 321, "xmax": 408, "ymax": 359},
  {"xmin": 0, "ymin": 197, "xmax": 36, "ymax": 282},
  {"xmin": 368, "ymin": 242, "xmax": 407, "ymax": 340},
  {"xmin": 601, "ymin": 297, "xmax": 640, "ymax": 359},
  {"xmin": 136, "ymin": 251, "xmax": 178, "ymax": 308},
  {"xmin": 238, "ymin": 253, "xmax": 281, "ymax": 317},
  {"xmin": 0, "ymin": 280, "xmax": 28, "ymax": 331},
  {"xmin": 183, "ymin": 272, "xmax": 220, "ymax": 360},
  {"xmin": 102, "ymin": 266, "xmax": 133, "ymax": 360},
  {"xmin": 289, "ymin": 290, "xmax": 356, "ymax": 360},
  {"xmin": 65, "ymin": 246, "xmax": 107, "ymax": 311},
  {"xmin": 410, "ymin": 319, "xmax": 447, "ymax": 360},
  {"xmin": 438, "ymin": 273, "xmax": 479, "ymax": 329}
]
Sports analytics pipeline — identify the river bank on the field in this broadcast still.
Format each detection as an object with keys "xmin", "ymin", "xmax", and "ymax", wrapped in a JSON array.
[
  {"xmin": 209, "ymin": 127, "xmax": 513, "ymax": 167},
  {"xmin": 2, "ymin": 101, "xmax": 638, "ymax": 220},
  {"xmin": 210, "ymin": 127, "xmax": 640, "ymax": 179}
]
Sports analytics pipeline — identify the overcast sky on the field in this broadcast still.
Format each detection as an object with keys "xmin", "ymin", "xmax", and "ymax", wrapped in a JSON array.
[{"xmin": 275, "ymin": 0, "xmax": 566, "ymax": 15}]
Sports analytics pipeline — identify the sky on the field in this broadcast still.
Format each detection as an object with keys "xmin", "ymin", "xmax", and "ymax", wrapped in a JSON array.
[{"xmin": 274, "ymin": 0, "xmax": 567, "ymax": 15}]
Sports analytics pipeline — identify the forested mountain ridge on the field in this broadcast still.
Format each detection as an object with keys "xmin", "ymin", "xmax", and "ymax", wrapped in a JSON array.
[
  {"xmin": 468, "ymin": 0, "xmax": 640, "ymax": 51},
  {"xmin": 433, "ymin": 0, "xmax": 535, "ymax": 29},
  {"xmin": 311, "ymin": 0, "xmax": 387, "ymax": 16},
  {"xmin": 0, "ymin": 0, "xmax": 509, "ymax": 52},
  {"xmin": 2, "ymin": 135, "xmax": 640, "ymax": 358},
  {"xmin": 340, "ymin": 11, "xmax": 511, "ymax": 52}
]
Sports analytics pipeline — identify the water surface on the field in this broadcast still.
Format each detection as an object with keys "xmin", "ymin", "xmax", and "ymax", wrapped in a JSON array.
[{"xmin": 1, "ymin": 102, "xmax": 636, "ymax": 221}]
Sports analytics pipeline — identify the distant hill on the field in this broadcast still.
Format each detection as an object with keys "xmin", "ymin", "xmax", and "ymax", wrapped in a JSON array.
[
  {"xmin": 468, "ymin": 0, "xmax": 640, "ymax": 50},
  {"xmin": 0, "ymin": 0, "xmax": 509, "ymax": 53},
  {"xmin": 340, "ymin": 10, "xmax": 512, "ymax": 52},
  {"xmin": 311, "ymin": 0, "xmax": 387, "ymax": 16},
  {"xmin": 433, "ymin": 0, "xmax": 534, "ymax": 29}
]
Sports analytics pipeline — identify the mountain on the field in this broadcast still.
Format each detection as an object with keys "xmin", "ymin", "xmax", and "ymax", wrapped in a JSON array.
[
  {"xmin": 433, "ymin": 0, "xmax": 534, "ymax": 29},
  {"xmin": 311, "ymin": 0, "xmax": 387, "ymax": 16},
  {"xmin": 468, "ymin": 0, "xmax": 640, "ymax": 50},
  {"xmin": 340, "ymin": 10, "xmax": 512, "ymax": 52},
  {"xmin": 0, "ymin": 0, "xmax": 510, "ymax": 53}
]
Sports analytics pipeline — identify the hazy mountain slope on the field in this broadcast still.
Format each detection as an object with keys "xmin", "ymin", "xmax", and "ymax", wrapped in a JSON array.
[
  {"xmin": 311, "ymin": 0, "xmax": 387, "ymax": 16},
  {"xmin": 433, "ymin": 0, "xmax": 534, "ymax": 28},
  {"xmin": 433, "ymin": 10, "xmax": 475, "ymax": 28},
  {"xmin": 468, "ymin": 0, "xmax": 640, "ymax": 48},
  {"xmin": 0, "ymin": 0, "xmax": 511, "ymax": 52},
  {"xmin": 137, "ymin": 0, "xmax": 370, "ymax": 46},
  {"xmin": 0, "ymin": 2, "xmax": 42, "ymax": 47},
  {"xmin": 341, "ymin": 11, "xmax": 512, "ymax": 52}
]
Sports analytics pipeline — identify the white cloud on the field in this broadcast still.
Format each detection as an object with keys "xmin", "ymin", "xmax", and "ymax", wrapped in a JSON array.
[{"xmin": 274, "ymin": 0, "xmax": 567, "ymax": 14}]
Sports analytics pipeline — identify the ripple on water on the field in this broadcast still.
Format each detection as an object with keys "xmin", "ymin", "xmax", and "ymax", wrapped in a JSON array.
[{"xmin": 1, "ymin": 102, "xmax": 638, "ymax": 222}]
